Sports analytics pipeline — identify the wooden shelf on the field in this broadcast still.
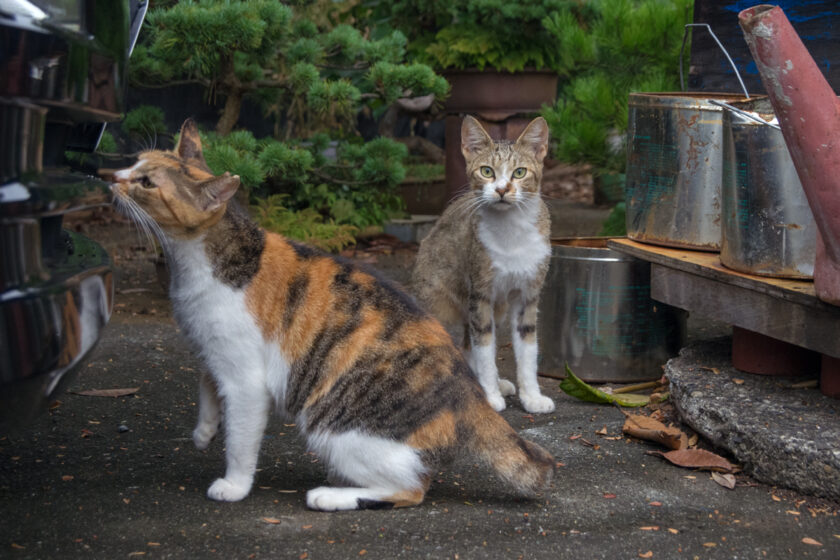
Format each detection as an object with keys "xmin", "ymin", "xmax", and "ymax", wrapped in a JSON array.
[{"xmin": 608, "ymin": 238, "xmax": 840, "ymax": 358}]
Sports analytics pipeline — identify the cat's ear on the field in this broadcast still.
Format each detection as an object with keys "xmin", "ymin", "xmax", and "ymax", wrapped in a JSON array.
[
  {"xmin": 176, "ymin": 119, "xmax": 205, "ymax": 163},
  {"xmin": 199, "ymin": 172, "xmax": 240, "ymax": 211},
  {"xmin": 461, "ymin": 115, "xmax": 493, "ymax": 160},
  {"xmin": 514, "ymin": 117, "xmax": 549, "ymax": 162}
]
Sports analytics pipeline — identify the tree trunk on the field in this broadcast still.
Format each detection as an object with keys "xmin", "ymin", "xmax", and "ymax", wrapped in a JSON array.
[{"xmin": 216, "ymin": 89, "xmax": 243, "ymax": 136}]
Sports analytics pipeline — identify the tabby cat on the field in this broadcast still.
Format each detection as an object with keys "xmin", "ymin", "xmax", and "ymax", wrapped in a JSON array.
[
  {"xmin": 413, "ymin": 116, "xmax": 555, "ymax": 414},
  {"xmin": 110, "ymin": 119, "xmax": 554, "ymax": 511}
]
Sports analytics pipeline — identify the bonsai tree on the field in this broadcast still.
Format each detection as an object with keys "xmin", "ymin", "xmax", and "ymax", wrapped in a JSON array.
[
  {"xmin": 125, "ymin": 0, "xmax": 449, "ymax": 248},
  {"xmin": 131, "ymin": 0, "xmax": 448, "ymax": 135}
]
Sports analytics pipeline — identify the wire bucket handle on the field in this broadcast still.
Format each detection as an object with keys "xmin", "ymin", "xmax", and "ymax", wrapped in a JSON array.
[{"xmin": 679, "ymin": 23, "xmax": 750, "ymax": 99}]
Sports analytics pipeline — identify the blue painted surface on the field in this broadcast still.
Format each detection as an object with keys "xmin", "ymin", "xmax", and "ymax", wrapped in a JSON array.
[
  {"xmin": 701, "ymin": 1, "xmax": 836, "ymax": 81},
  {"xmin": 723, "ymin": 1, "xmax": 840, "ymax": 22}
]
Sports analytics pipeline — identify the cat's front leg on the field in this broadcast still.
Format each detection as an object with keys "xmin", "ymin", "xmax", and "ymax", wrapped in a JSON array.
[
  {"xmin": 511, "ymin": 298, "xmax": 555, "ymax": 414},
  {"xmin": 193, "ymin": 372, "xmax": 221, "ymax": 450},
  {"xmin": 468, "ymin": 294, "xmax": 506, "ymax": 411},
  {"xmin": 206, "ymin": 379, "xmax": 271, "ymax": 502}
]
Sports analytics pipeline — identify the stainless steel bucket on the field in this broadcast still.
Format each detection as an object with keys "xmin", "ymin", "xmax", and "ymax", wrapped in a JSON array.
[
  {"xmin": 539, "ymin": 238, "xmax": 687, "ymax": 383},
  {"xmin": 719, "ymin": 97, "xmax": 817, "ymax": 278},
  {"xmin": 625, "ymin": 92, "xmax": 753, "ymax": 251}
]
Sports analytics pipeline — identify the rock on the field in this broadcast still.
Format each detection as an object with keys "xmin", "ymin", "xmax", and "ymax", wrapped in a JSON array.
[{"xmin": 666, "ymin": 337, "xmax": 840, "ymax": 500}]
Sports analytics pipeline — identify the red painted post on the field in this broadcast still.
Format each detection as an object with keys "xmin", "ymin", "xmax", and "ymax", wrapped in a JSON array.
[{"xmin": 739, "ymin": 5, "xmax": 840, "ymax": 306}]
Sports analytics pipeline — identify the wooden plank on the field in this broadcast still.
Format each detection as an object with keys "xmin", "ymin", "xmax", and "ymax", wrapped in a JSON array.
[
  {"xmin": 608, "ymin": 238, "xmax": 819, "ymax": 309},
  {"xmin": 650, "ymin": 264, "xmax": 839, "ymax": 358},
  {"xmin": 607, "ymin": 238, "xmax": 840, "ymax": 358}
]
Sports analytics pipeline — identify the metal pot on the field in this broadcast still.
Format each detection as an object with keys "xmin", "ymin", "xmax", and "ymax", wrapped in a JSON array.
[
  {"xmin": 625, "ymin": 92, "xmax": 753, "ymax": 251},
  {"xmin": 539, "ymin": 238, "xmax": 686, "ymax": 383},
  {"xmin": 718, "ymin": 97, "xmax": 817, "ymax": 278}
]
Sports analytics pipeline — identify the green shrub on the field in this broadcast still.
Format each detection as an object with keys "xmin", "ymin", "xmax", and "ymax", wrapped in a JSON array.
[
  {"xmin": 542, "ymin": 0, "xmax": 694, "ymax": 172},
  {"xmin": 252, "ymin": 194, "xmax": 357, "ymax": 252}
]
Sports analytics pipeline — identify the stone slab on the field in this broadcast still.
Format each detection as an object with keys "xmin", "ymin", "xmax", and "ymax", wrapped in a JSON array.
[{"xmin": 666, "ymin": 338, "xmax": 840, "ymax": 500}]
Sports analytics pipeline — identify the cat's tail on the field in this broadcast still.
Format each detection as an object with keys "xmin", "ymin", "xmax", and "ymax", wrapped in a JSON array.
[{"xmin": 460, "ymin": 395, "xmax": 555, "ymax": 497}]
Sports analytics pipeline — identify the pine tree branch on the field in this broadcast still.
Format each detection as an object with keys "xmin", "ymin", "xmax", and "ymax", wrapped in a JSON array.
[
  {"xmin": 131, "ymin": 78, "xmax": 211, "ymax": 89},
  {"xmin": 311, "ymin": 167, "xmax": 369, "ymax": 186}
]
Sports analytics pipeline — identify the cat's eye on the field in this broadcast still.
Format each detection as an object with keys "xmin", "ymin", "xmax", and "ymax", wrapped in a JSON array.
[
  {"xmin": 512, "ymin": 167, "xmax": 527, "ymax": 179},
  {"xmin": 479, "ymin": 166, "xmax": 494, "ymax": 178},
  {"xmin": 138, "ymin": 176, "xmax": 154, "ymax": 189}
]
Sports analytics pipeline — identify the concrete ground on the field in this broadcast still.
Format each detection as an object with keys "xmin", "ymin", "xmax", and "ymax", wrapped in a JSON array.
[{"xmin": 2, "ymin": 202, "xmax": 839, "ymax": 559}]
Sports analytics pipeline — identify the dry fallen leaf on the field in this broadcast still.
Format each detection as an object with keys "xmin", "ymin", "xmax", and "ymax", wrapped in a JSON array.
[
  {"xmin": 786, "ymin": 510, "xmax": 801, "ymax": 516},
  {"xmin": 595, "ymin": 426, "xmax": 608, "ymax": 436},
  {"xmin": 703, "ymin": 542, "xmax": 717, "ymax": 548},
  {"xmin": 639, "ymin": 526, "xmax": 659, "ymax": 531},
  {"xmin": 647, "ymin": 448, "xmax": 736, "ymax": 473},
  {"xmin": 801, "ymin": 537, "xmax": 822, "ymax": 546},
  {"xmin": 603, "ymin": 493, "xmax": 617, "ymax": 499},
  {"xmin": 61, "ymin": 475, "xmax": 74, "ymax": 482},
  {"xmin": 711, "ymin": 472, "xmax": 736, "ymax": 490},
  {"xmin": 623, "ymin": 414, "xmax": 688, "ymax": 450},
  {"xmin": 262, "ymin": 517, "xmax": 282, "ymax": 524},
  {"xmin": 667, "ymin": 528, "xmax": 679, "ymax": 534},
  {"xmin": 771, "ymin": 495, "xmax": 781, "ymax": 502},
  {"xmin": 72, "ymin": 387, "xmax": 140, "ymax": 398},
  {"xmin": 649, "ymin": 501, "xmax": 662, "ymax": 507},
  {"xmin": 638, "ymin": 552, "xmax": 653, "ymax": 558},
  {"xmin": 732, "ymin": 378, "xmax": 745, "ymax": 385}
]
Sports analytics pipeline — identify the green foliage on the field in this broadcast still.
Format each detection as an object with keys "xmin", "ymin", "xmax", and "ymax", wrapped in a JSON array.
[
  {"xmin": 252, "ymin": 194, "xmax": 357, "ymax": 252},
  {"xmin": 559, "ymin": 364, "xmax": 650, "ymax": 407},
  {"xmin": 598, "ymin": 202, "xmax": 627, "ymax": 237},
  {"xmin": 133, "ymin": 0, "xmax": 294, "ymax": 84},
  {"xmin": 541, "ymin": 0, "xmax": 694, "ymax": 172},
  {"xmin": 133, "ymin": 0, "xmax": 448, "ymax": 136},
  {"xmin": 385, "ymin": 0, "xmax": 572, "ymax": 72},
  {"xmin": 122, "ymin": 105, "xmax": 167, "ymax": 139},
  {"xmin": 194, "ymin": 128, "xmax": 406, "ymax": 232},
  {"xmin": 368, "ymin": 63, "xmax": 449, "ymax": 104}
]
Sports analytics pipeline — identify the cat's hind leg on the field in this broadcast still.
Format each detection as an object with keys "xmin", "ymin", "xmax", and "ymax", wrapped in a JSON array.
[
  {"xmin": 193, "ymin": 372, "xmax": 222, "ymax": 450},
  {"xmin": 305, "ymin": 430, "xmax": 429, "ymax": 511}
]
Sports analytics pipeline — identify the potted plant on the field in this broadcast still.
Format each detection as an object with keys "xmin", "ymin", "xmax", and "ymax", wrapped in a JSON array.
[{"xmin": 383, "ymin": 0, "xmax": 571, "ymax": 198}]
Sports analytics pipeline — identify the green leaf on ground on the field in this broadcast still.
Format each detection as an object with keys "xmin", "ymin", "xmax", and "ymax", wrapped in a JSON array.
[{"xmin": 559, "ymin": 364, "xmax": 649, "ymax": 407}]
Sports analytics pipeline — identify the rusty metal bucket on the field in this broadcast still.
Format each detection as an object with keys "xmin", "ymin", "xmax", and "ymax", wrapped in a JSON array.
[
  {"xmin": 625, "ymin": 92, "xmax": 751, "ymax": 251},
  {"xmin": 718, "ymin": 97, "xmax": 817, "ymax": 279}
]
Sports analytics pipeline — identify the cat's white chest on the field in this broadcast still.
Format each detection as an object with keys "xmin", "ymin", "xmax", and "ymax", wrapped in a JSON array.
[
  {"xmin": 476, "ymin": 207, "xmax": 550, "ymax": 291},
  {"xmin": 167, "ymin": 240, "xmax": 266, "ymax": 366}
]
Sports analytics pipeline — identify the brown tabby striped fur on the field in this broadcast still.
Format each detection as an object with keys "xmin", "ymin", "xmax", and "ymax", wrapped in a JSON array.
[{"xmin": 109, "ymin": 119, "xmax": 554, "ymax": 511}]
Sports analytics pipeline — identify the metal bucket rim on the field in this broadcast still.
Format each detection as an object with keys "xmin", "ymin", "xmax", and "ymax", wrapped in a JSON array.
[
  {"xmin": 550, "ymin": 237, "xmax": 638, "ymax": 262},
  {"xmin": 628, "ymin": 92, "xmax": 757, "ymax": 110}
]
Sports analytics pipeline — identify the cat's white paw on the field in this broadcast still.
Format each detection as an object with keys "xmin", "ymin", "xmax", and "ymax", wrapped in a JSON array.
[
  {"xmin": 520, "ymin": 393, "xmax": 555, "ymax": 414},
  {"xmin": 498, "ymin": 379, "xmax": 516, "ymax": 396},
  {"xmin": 306, "ymin": 487, "xmax": 359, "ymax": 511},
  {"xmin": 486, "ymin": 393, "xmax": 506, "ymax": 412},
  {"xmin": 192, "ymin": 424, "xmax": 218, "ymax": 451},
  {"xmin": 207, "ymin": 477, "xmax": 251, "ymax": 502}
]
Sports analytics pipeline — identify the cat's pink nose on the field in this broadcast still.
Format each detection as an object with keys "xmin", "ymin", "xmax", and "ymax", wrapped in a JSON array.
[{"xmin": 495, "ymin": 184, "xmax": 512, "ymax": 198}]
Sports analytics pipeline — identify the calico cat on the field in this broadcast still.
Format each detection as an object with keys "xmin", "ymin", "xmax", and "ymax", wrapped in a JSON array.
[
  {"xmin": 109, "ymin": 119, "xmax": 554, "ymax": 511},
  {"xmin": 412, "ymin": 116, "xmax": 555, "ymax": 414}
]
